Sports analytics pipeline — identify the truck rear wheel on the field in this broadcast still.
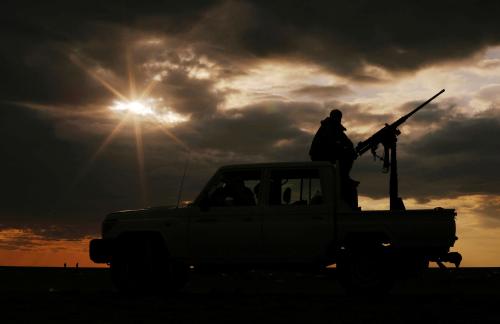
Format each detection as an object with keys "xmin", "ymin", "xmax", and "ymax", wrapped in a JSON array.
[
  {"xmin": 337, "ymin": 247, "xmax": 393, "ymax": 294},
  {"xmin": 111, "ymin": 237, "xmax": 188, "ymax": 294}
]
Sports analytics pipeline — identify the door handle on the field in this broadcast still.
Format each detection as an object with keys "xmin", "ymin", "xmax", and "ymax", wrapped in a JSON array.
[
  {"xmin": 312, "ymin": 216, "xmax": 324, "ymax": 220},
  {"xmin": 243, "ymin": 217, "xmax": 253, "ymax": 222},
  {"xmin": 195, "ymin": 218, "xmax": 217, "ymax": 223}
]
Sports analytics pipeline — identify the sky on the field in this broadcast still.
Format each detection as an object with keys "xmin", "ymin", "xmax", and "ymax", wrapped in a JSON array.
[{"xmin": 1, "ymin": 0, "xmax": 500, "ymax": 267}]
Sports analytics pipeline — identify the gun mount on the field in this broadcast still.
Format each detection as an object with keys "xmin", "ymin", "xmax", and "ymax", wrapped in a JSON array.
[{"xmin": 355, "ymin": 89, "xmax": 445, "ymax": 211}]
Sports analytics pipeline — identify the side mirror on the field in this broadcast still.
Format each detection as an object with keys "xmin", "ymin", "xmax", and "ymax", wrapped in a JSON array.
[{"xmin": 283, "ymin": 187, "xmax": 291, "ymax": 205}]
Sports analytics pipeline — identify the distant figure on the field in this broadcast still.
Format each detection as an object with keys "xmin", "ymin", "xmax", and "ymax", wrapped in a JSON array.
[
  {"xmin": 64, "ymin": 263, "xmax": 67, "ymax": 269},
  {"xmin": 76, "ymin": 262, "xmax": 79, "ymax": 269},
  {"xmin": 309, "ymin": 109, "xmax": 358, "ymax": 207}
]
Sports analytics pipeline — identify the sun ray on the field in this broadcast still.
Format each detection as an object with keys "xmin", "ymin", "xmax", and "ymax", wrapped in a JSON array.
[
  {"xmin": 49, "ymin": 113, "xmax": 130, "ymax": 217},
  {"xmin": 69, "ymin": 54, "xmax": 128, "ymax": 101},
  {"xmin": 7, "ymin": 101, "xmax": 111, "ymax": 118},
  {"xmin": 90, "ymin": 115, "xmax": 130, "ymax": 164},
  {"xmin": 134, "ymin": 117, "xmax": 149, "ymax": 205},
  {"xmin": 126, "ymin": 47, "xmax": 137, "ymax": 99},
  {"xmin": 71, "ymin": 113, "xmax": 130, "ymax": 187},
  {"xmin": 138, "ymin": 78, "xmax": 159, "ymax": 100},
  {"xmin": 157, "ymin": 125, "xmax": 191, "ymax": 152}
]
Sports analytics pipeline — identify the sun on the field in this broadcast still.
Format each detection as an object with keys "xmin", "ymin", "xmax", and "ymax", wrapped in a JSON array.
[
  {"xmin": 111, "ymin": 99, "xmax": 154, "ymax": 116},
  {"xmin": 110, "ymin": 98, "xmax": 189, "ymax": 124}
]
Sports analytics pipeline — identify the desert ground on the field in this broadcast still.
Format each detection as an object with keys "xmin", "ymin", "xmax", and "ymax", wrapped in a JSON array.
[{"xmin": 0, "ymin": 266, "xmax": 499, "ymax": 323}]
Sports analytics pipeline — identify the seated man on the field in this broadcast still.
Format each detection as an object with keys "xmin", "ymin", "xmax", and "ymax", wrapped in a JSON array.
[
  {"xmin": 310, "ymin": 190, "xmax": 324, "ymax": 205},
  {"xmin": 210, "ymin": 177, "xmax": 255, "ymax": 206},
  {"xmin": 225, "ymin": 178, "xmax": 256, "ymax": 206},
  {"xmin": 309, "ymin": 109, "xmax": 359, "ymax": 208}
]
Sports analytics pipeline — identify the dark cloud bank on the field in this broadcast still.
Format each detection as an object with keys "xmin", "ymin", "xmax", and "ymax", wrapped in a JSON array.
[{"xmin": 2, "ymin": 0, "xmax": 500, "ymax": 243}]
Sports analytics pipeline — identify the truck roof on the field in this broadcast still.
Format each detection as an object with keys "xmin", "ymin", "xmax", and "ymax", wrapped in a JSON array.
[{"xmin": 218, "ymin": 161, "xmax": 336, "ymax": 171}]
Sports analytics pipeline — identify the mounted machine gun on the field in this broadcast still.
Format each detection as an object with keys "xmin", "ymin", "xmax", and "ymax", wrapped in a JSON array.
[{"xmin": 355, "ymin": 89, "xmax": 445, "ymax": 211}]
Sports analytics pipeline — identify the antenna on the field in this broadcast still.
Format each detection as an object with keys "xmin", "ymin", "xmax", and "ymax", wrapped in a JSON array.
[{"xmin": 176, "ymin": 157, "xmax": 190, "ymax": 208}]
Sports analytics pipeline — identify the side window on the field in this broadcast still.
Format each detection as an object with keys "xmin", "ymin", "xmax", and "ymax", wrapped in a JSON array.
[
  {"xmin": 205, "ymin": 170, "xmax": 261, "ymax": 207},
  {"xmin": 269, "ymin": 169, "xmax": 323, "ymax": 206}
]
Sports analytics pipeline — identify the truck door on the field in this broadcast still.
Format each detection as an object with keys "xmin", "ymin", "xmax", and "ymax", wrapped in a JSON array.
[
  {"xmin": 190, "ymin": 169, "xmax": 263, "ymax": 264},
  {"xmin": 262, "ymin": 168, "xmax": 333, "ymax": 263}
]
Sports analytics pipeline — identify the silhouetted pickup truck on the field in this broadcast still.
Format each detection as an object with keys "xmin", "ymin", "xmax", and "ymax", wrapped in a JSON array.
[{"xmin": 90, "ymin": 162, "xmax": 461, "ymax": 292}]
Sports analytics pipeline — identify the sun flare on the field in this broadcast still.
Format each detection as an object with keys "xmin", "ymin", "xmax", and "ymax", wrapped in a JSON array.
[
  {"xmin": 67, "ymin": 49, "xmax": 191, "ymax": 208},
  {"xmin": 111, "ymin": 100, "xmax": 154, "ymax": 116},
  {"xmin": 110, "ymin": 98, "xmax": 189, "ymax": 125}
]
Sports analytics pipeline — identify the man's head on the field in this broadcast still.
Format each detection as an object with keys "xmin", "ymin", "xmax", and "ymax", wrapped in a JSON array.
[
  {"xmin": 330, "ymin": 109, "xmax": 342, "ymax": 123},
  {"xmin": 226, "ymin": 177, "xmax": 244, "ymax": 189}
]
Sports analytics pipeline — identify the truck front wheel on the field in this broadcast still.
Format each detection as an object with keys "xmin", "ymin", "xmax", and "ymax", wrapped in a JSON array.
[
  {"xmin": 337, "ymin": 247, "xmax": 393, "ymax": 294},
  {"xmin": 111, "ymin": 237, "xmax": 188, "ymax": 294}
]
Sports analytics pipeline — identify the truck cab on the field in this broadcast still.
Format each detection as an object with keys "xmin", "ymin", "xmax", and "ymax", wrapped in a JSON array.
[{"xmin": 192, "ymin": 162, "xmax": 339, "ymax": 267}]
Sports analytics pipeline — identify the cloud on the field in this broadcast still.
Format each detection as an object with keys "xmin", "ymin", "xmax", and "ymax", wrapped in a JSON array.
[
  {"xmin": 176, "ymin": 101, "xmax": 322, "ymax": 158},
  {"xmin": 4, "ymin": 0, "xmax": 500, "ymax": 120},
  {"xmin": 476, "ymin": 84, "xmax": 500, "ymax": 103},
  {"xmin": 0, "ymin": 103, "xmax": 151, "ymax": 223},
  {"xmin": 193, "ymin": 1, "xmax": 500, "ymax": 79},
  {"xmin": 0, "ymin": 105, "xmax": 83, "ymax": 213},
  {"xmin": 467, "ymin": 196, "xmax": 500, "ymax": 228},
  {"xmin": 290, "ymin": 85, "xmax": 352, "ymax": 98},
  {"xmin": 477, "ymin": 58, "xmax": 500, "ymax": 69},
  {"xmin": 5, "ymin": 0, "xmax": 500, "ymax": 106},
  {"xmin": 151, "ymin": 69, "xmax": 223, "ymax": 117}
]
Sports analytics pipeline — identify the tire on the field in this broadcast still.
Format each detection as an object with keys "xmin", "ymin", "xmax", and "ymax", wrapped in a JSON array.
[
  {"xmin": 110, "ymin": 237, "xmax": 188, "ymax": 294},
  {"xmin": 337, "ymin": 247, "xmax": 393, "ymax": 295},
  {"xmin": 110, "ymin": 238, "xmax": 144, "ymax": 292},
  {"xmin": 396, "ymin": 254, "xmax": 429, "ymax": 279}
]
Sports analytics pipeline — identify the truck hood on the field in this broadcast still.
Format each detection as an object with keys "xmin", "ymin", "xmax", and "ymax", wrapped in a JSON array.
[{"xmin": 104, "ymin": 205, "xmax": 184, "ymax": 221}]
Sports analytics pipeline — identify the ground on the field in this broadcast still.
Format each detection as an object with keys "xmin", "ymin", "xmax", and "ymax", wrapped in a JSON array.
[{"xmin": 0, "ymin": 267, "xmax": 499, "ymax": 323}]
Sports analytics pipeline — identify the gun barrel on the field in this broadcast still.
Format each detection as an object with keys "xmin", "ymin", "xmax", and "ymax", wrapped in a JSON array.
[
  {"xmin": 355, "ymin": 89, "xmax": 445, "ymax": 156},
  {"xmin": 398, "ymin": 89, "xmax": 445, "ymax": 125}
]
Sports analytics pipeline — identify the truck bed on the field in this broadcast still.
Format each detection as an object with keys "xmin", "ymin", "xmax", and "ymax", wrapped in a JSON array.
[{"xmin": 338, "ymin": 208, "xmax": 457, "ymax": 250}]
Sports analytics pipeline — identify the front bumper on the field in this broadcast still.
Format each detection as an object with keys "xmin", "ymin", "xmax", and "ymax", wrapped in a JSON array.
[{"xmin": 89, "ymin": 239, "xmax": 114, "ymax": 263}]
